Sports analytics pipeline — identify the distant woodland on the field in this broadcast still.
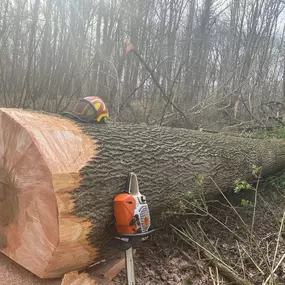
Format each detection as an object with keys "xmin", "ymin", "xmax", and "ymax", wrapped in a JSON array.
[{"xmin": 0, "ymin": 0, "xmax": 285, "ymax": 128}]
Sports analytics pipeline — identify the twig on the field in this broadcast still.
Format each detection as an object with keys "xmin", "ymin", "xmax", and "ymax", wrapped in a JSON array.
[
  {"xmin": 129, "ymin": 48, "xmax": 188, "ymax": 123},
  {"xmin": 209, "ymin": 267, "xmax": 217, "ymax": 285},
  {"xmin": 209, "ymin": 177, "xmax": 248, "ymax": 229},
  {"xmin": 216, "ymin": 266, "xmax": 220, "ymax": 285},
  {"xmin": 159, "ymin": 62, "xmax": 185, "ymax": 125},
  {"xmin": 197, "ymin": 222, "xmax": 222, "ymax": 258},
  {"xmin": 183, "ymin": 198, "xmax": 247, "ymax": 244},
  {"xmin": 236, "ymin": 241, "xmax": 246, "ymax": 280},
  {"xmin": 205, "ymin": 246, "xmax": 254, "ymax": 285},
  {"xmin": 263, "ymin": 253, "xmax": 285, "ymax": 285},
  {"xmin": 250, "ymin": 170, "xmax": 262, "ymax": 248},
  {"xmin": 172, "ymin": 225, "xmax": 254, "ymax": 285},
  {"xmin": 209, "ymin": 176, "xmax": 270, "ymax": 266},
  {"xmin": 270, "ymin": 209, "xmax": 285, "ymax": 281},
  {"xmin": 240, "ymin": 245, "xmax": 265, "ymax": 275},
  {"xmin": 176, "ymin": 247, "xmax": 195, "ymax": 262},
  {"xmin": 118, "ymin": 59, "xmax": 167, "ymax": 113}
]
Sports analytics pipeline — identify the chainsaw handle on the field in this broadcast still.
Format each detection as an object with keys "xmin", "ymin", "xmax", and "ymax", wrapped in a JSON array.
[
  {"xmin": 125, "ymin": 172, "xmax": 139, "ymax": 196},
  {"xmin": 115, "ymin": 229, "xmax": 155, "ymax": 239}
]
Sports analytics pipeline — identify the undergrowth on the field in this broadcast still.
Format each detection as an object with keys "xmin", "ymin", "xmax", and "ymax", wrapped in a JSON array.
[
  {"xmin": 171, "ymin": 170, "xmax": 285, "ymax": 284},
  {"xmin": 170, "ymin": 126, "xmax": 285, "ymax": 285},
  {"xmin": 251, "ymin": 126, "xmax": 285, "ymax": 139}
]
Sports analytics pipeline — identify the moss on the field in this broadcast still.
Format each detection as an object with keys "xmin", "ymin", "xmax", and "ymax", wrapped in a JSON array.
[{"xmin": 251, "ymin": 126, "xmax": 285, "ymax": 139}]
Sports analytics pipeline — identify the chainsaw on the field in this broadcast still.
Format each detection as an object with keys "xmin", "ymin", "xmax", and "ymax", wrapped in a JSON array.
[
  {"xmin": 114, "ymin": 172, "xmax": 153, "ymax": 235},
  {"xmin": 107, "ymin": 172, "xmax": 154, "ymax": 284}
]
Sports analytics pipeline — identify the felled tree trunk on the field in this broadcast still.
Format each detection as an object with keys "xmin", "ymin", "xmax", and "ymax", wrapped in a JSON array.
[{"xmin": 0, "ymin": 108, "xmax": 285, "ymax": 278}]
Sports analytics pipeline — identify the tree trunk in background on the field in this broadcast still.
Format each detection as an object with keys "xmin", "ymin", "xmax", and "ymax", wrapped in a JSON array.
[
  {"xmin": 20, "ymin": 0, "xmax": 40, "ymax": 108},
  {"xmin": 188, "ymin": 0, "xmax": 212, "ymax": 104},
  {"xmin": 1, "ymin": 108, "xmax": 285, "ymax": 278},
  {"xmin": 183, "ymin": 0, "xmax": 195, "ymax": 101},
  {"xmin": 0, "ymin": 0, "xmax": 284, "ymax": 124},
  {"xmin": 283, "ymin": 56, "xmax": 285, "ymax": 99},
  {"xmin": 39, "ymin": 0, "xmax": 52, "ymax": 96}
]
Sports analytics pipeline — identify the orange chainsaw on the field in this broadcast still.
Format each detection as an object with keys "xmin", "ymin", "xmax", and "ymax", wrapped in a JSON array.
[
  {"xmin": 114, "ymin": 172, "xmax": 152, "ymax": 236},
  {"xmin": 107, "ymin": 172, "xmax": 154, "ymax": 285}
]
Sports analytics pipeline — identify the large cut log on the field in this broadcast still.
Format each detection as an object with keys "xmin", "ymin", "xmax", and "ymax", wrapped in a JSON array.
[{"xmin": 0, "ymin": 108, "xmax": 285, "ymax": 278}]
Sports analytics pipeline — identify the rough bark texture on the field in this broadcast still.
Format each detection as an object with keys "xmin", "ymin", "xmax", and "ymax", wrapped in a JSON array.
[
  {"xmin": 74, "ymin": 122, "xmax": 285, "ymax": 254},
  {"xmin": 1, "ymin": 108, "xmax": 285, "ymax": 278}
]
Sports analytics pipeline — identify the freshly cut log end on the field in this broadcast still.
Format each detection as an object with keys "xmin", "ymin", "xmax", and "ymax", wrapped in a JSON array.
[{"xmin": 0, "ymin": 108, "xmax": 97, "ymax": 278}]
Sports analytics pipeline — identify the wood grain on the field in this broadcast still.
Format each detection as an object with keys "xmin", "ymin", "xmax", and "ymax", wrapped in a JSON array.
[{"xmin": 0, "ymin": 108, "xmax": 96, "ymax": 278}]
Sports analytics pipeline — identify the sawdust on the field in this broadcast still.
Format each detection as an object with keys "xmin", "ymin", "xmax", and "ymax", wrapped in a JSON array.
[
  {"xmin": 61, "ymin": 271, "xmax": 97, "ymax": 285},
  {"xmin": 0, "ymin": 253, "xmax": 61, "ymax": 285}
]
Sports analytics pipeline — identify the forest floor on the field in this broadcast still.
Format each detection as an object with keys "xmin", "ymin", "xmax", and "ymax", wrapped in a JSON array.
[
  {"xmin": 0, "ymin": 253, "xmax": 61, "ymax": 285},
  {"xmin": 111, "ymin": 169, "xmax": 285, "ymax": 285},
  {"xmin": 1, "ymin": 171, "xmax": 285, "ymax": 285}
]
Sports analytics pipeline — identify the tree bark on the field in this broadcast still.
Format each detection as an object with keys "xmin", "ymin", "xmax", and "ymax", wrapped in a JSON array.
[{"xmin": 1, "ymin": 108, "xmax": 285, "ymax": 278}]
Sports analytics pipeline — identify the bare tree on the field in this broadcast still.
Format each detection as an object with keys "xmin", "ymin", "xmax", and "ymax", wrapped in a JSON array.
[{"xmin": 0, "ymin": 0, "xmax": 284, "ymax": 128}]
